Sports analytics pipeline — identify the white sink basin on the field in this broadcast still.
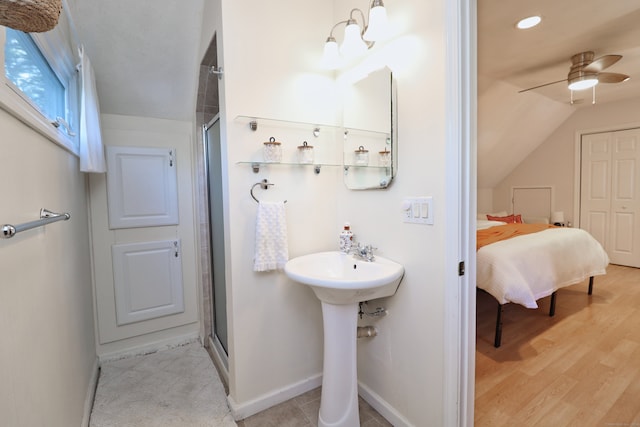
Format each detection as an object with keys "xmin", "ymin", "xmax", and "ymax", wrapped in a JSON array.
[{"xmin": 284, "ymin": 251, "xmax": 404, "ymax": 305}]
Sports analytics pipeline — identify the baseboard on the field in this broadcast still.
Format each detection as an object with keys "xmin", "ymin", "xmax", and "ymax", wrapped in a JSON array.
[
  {"xmin": 97, "ymin": 332, "xmax": 200, "ymax": 363},
  {"xmin": 358, "ymin": 382, "xmax": 413, "ymax": 427},
  {"xmin": 81, "ymin": 356, "xmax": 100, "ymax": 427},
  {"xmin": 228, "ymin": 374, "xmax": 322, "ymax": 420}
]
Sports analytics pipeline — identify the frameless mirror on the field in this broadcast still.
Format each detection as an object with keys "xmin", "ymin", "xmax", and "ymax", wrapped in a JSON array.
[{"xmin": 342, "ymin": 66, "xmax": 397, "ymax": 190}]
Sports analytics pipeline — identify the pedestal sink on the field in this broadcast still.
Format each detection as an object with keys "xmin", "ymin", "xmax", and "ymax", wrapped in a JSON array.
[{"xmin": 284, "ymin": 251, "xmax": 404, "ymax": 427}]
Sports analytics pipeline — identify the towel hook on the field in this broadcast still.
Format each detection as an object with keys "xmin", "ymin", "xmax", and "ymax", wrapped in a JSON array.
[{"xmin": 251, "ymin": 179, "xmax": 287, "ymax": 203}]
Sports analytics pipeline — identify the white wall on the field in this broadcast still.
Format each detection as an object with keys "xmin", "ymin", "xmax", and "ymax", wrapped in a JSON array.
[
  {"xmin": 202, "ymin": 0, "xmax": 454, "ymax": 425},
  {"xmin": 216, "ymin": 0, "xmax": 336, "ymax": 412},
  {"xmin": 0, "ymin": 109, "xmax": 97, "ymax": 426},
  {"xmin": 343, "ymin": 1, "xmax": 449, "ymax": 424},
  {"xmin": 477, "ymin": 81, "xmax": 574, "ymax": 189},
  {"xmin": 494, "ymin": 97, "xmax": 640, "ymax": 224}
]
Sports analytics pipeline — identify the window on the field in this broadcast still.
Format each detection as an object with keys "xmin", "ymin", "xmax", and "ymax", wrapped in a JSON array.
[
  {"xmin": 1, "ymin": 17, "xmax": 79, "ymax": 153},
  {"xmin": 4, "ymin": 28, "xmax": 67, "ymax": 123}
]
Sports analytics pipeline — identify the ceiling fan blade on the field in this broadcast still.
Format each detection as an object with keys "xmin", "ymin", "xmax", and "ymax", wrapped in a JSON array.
[
  {"xmin": 518, "ymin": 78, "xmax": 567, "ymax": 93},
  {"xmin": 598, "ymin": 72, "xmax": 629, "ymax": 83},
  {"xmin": 583, "ymin": 55, "xmax": 622, "ymax": 73}
]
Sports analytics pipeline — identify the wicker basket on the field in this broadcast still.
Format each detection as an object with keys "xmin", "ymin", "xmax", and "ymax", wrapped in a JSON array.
[{"xmin": 0, "ymin": 0, "xmax": 62, "ymax": 33}]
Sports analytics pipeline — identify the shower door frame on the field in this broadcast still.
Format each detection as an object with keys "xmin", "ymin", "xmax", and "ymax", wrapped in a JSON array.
[{"xmin": 203, "ymin": 113, "xmax": 229, "ymax": 372}]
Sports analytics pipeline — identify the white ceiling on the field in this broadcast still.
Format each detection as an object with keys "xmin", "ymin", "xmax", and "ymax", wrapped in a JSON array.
[
  {"xmin": 68, "ymin": 0, "xmax": 205, "ymax": 121},
  {"xmin": 479, "ymin": 0, "xmax": 640, "ymax": 106}
]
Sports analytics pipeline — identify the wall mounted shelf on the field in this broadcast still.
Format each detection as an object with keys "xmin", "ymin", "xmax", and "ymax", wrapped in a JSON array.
[
  {"xmin": 237, "ymin": 161, "xmax": 343, "ymax": 174},
  {"xmin": 235, "ymin": 115, "xmax": 391, "ymax": 183},
  {"xmin": 236, "ymin": 115, "xmax": 338, "ymax": 134},
  {"xmin": 234, "ymin": 115, "xmax": 388, "ymax": 139}
]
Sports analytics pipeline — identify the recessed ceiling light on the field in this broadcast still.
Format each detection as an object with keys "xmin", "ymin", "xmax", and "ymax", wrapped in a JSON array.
[{"xmin": 516, "ymin": 15, "xmax": 542, "ymax": 30}]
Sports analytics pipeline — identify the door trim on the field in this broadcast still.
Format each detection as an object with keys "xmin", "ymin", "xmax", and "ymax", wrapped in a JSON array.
[{"xmin": 445, "ymin": 0, "xmax": 475, "ymax": 425}]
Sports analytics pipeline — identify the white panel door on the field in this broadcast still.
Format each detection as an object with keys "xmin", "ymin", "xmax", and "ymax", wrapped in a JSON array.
[
  {"xmin": 581, "ymin": 129, "xmax": 640, "ymax": 267},
  {"xmin": 609, "ymin": 129, "xmax": 640, "ymax": 267},
  {"xmin": 581, "ymin": 133, "xmax": 611, "ymax": 248},
  {"xmin": 106, "ymin": 146, "xmax": 179, "ymax": 229},
  {"xmin": 112, "ymin": 239, "xmax": 184, "ymax": 325}
]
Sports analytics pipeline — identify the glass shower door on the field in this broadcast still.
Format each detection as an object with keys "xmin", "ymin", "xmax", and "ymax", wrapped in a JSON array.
[{"xmin": 205, "ymin": 115, "xmax": 228, "ymax": 354}]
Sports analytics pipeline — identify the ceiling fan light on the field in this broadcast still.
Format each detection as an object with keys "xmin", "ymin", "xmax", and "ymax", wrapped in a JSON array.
[
  {"xmin": 516, "ymin": 15, "xmax": 541, "ymax": 29},
  {"xmin": 568, "ymin": 76, "xmax": 598, "ymax": 91}
]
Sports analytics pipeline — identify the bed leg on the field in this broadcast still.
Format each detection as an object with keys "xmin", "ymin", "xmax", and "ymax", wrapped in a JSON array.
[
  {"xmin": 494, "ymin": 303, "xmax": 503, "ymax": 348},
  {"xmin": 549, "ymin": 291, "xmax": 557, "ymax": 317},
  {"xmin": 588, "ymin": 276, "xmax": 594, "ymax": 295}
]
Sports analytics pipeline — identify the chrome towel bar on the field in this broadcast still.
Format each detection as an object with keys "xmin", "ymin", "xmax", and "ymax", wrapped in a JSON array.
[
  {"xmin": 2, "ymin": 208, "xmax": 71, "ymax": 239},
  {"xmin": 250, "ymin": 179, "xmax": 287, "ymax": 204}
]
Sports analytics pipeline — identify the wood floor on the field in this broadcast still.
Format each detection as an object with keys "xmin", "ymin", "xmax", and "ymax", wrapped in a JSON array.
[{"xmin": 475, "ymin": 264, "xmax": 640, "ymax": 427}]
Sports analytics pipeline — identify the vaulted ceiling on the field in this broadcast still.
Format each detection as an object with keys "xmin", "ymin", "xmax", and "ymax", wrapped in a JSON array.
[
  {"xmin": 67, "ymin": 0, "xmax": 205, "ymax": 121},
  {"xmin": 478, "ymin": 0, "xmax": 640, "ymax": 187},
  {"xmin": 65, "ymin": 1, "xmax": 640, "ymax": 188},
  {"xmin": 479, "ymin": 0, "xmax": 640, "ymax": 105}
]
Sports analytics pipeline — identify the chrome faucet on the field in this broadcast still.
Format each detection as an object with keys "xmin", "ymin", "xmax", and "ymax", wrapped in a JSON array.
[{"xmin": 351, "ymin": 242, "xmax": 376, "ymax": 262}]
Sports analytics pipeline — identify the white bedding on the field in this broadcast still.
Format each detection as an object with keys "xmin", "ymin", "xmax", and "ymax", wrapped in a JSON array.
[
  {"xmin": 476, "ymin": 226, "xmax": 609, "ymax": 308},
  {"xmin": 477, "ymin": 219, "xmax": 507, "ymax": 230}
]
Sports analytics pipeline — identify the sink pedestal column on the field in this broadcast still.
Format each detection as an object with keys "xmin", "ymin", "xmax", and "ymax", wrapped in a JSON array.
[{"xmin": 318, "ymin": 301, "xmax": 360, "ymax": 427}]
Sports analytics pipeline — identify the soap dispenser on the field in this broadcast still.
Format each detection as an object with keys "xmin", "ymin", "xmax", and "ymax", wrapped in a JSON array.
[{"xmin": 339, "ymin": 223, "xmax": 354, "ymax": 253}]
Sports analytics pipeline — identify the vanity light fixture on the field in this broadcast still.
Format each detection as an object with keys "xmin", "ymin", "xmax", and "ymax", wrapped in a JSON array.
[{"xmin": 321, "ymin": 0, "xmax": 390, "ymax": 70}]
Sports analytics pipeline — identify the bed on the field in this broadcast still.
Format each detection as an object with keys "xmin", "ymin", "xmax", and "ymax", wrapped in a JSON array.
[{"xmin": 476, "ymin": 218, "xmax": 609, "ymax": 347}]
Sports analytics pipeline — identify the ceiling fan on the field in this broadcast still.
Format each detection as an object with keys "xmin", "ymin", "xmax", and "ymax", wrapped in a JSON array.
[{"xmin": 519, "ymin": 51, "xmax": 630, "ymax": 93}]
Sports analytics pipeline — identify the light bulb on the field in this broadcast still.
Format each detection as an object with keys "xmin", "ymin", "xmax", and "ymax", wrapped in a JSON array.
[
  {"xmin": 340, "ymin": 21, "xmax": 367, "ymax": 58},
  {"xmin": 363, "ymin": 5, "xmax": 389, "ymax": 41},
  {"xmin": 321, "ymin": 37, "xmax": 341, "ymax": 70}
]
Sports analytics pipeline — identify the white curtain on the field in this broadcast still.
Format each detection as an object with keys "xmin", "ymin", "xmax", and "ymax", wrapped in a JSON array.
[{"xmin": 78, "ymin": 45, "xmax": 106, "ymax": 173}]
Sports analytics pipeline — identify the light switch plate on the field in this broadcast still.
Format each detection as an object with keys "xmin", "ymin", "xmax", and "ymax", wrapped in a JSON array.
[{"xmin": 402, "ymin": 197, "xmax": 433, "ymax": 224}]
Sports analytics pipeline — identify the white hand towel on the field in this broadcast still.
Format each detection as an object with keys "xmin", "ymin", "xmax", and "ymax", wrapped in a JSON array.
[{"xmin": 253, "ymin": 201, "xmax": 289, "ymax": 272}]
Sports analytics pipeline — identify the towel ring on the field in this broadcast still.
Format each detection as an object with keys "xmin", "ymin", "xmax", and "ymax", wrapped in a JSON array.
[{"xmin": 251, "ymin": 179, "xmax": 287, "ymax": 203}]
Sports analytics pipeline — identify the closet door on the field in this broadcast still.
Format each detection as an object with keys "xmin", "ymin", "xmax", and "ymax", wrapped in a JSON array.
[
  {"xmin": 581, "ymin": 129, "xmax": 640, "ymax": 267},
  {"xmin": 580, "ymin": 133, "xmax": 612, "ymax": 247},
  {"xmin": 609, "ymin": 129, "xmax": 640, "ymax": 267}
]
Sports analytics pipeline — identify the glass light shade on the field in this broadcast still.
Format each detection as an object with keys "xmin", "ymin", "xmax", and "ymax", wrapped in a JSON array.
[
  {"xmin": 568, "ymin": 77, "xmax": 598, "ymax": 91},
  {"xmin": 321, "ymin": 38, "xmax": 341, "ymax": 69},
  {"xmin": 363, "ymin": 5, "xmax": 389, "ymax": 41},
  {"xmin": 340, "ymin": 22, "xmax": 368, "ymax": 58}
]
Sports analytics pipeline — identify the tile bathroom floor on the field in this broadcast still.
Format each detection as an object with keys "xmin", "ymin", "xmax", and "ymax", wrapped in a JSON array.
[
  {"xmin": 237, "ymin": 388, "xmax": 393, "ymax": 427},
  {"xmin": 89, "ymin": 342, "xmax": 236, "ymax": 427},
  {"xmin": 90, "ymin": 341, "xmax": 391, "ymax": 427}
]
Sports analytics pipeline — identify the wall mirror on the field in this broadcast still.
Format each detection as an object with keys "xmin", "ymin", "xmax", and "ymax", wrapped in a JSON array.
[{"xmin": 342, "ymin": 66, "xmax": 397, "ymax": 190}]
